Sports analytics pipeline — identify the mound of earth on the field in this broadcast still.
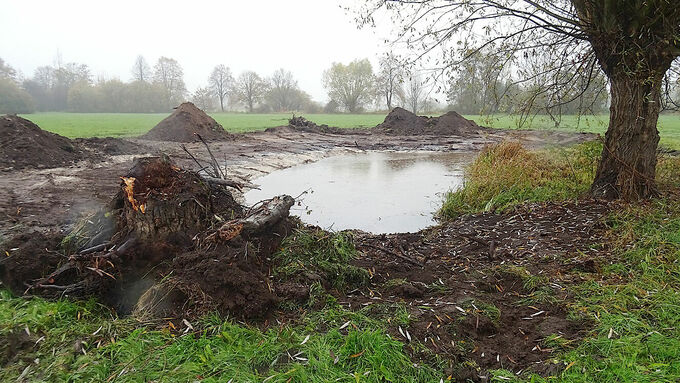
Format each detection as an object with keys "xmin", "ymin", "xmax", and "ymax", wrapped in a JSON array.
[
  {"xmin": 374, "ymin": 107, "xmax": 484, "ymax": 136},
  {"xmin": 75, "ymin": 137, "xmax": 149, "ymax": 156},
  {"xmin": 0, "ymin": 115, "xmax": 86, "ymax": 170},
  {"xmin": 0, "ymin": 156, "xmax": 295, "ymax": 320},
  {"xmin": 286, "ymin": 115, "xmax": 346, "ymax": 134},
  {"xmin": 140, "ymin": 102, "xmax": 234, "ymax": 142}
]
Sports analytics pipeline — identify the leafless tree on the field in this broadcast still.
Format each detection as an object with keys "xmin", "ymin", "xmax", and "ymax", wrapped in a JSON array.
[
  {"xmin": 235, "ymin": 71, "xmax": 267, "ymax": 113},
  {"xmin": 405, "ymin": 73, "xmax": 426, "ymax": 114},
  {"xmin": 266, "ymin": 68, "xmax": 301, "ymax": 112},
  {"xmin": 377, "ymin": 52, "xmax": 404, "ymax": 110},
  {"xmin": 153, "ymin": 57, "xmax": 187, "ymax": 108},
  {"xmin": 0, "ymin": 57, "xmax": 18, "ymax": 82},
  {"xmin": 209, "ymin": 64, "xmax": 234, "ymax": 112},
  {"xmin": 191, "ymin": 86, "xmax": 215, "ymax": 111},
  {"xmin": 131, "ymin": 55, "xmax": 151, "ymax": 83},
  {"xmin": 356, "ymin": 0, "xmax": 680, "ymax": 200}
]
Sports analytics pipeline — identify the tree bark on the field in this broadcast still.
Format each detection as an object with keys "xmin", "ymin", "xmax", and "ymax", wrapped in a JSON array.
[{"xmin": 591, "ymin": 71, "xmax": 663, "ymax": 200}]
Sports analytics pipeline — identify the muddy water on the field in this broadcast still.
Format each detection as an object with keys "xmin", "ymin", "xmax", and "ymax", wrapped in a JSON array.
[{"xmin": 245, "ymin": 151, "xmax": 472, "ymax": 233}]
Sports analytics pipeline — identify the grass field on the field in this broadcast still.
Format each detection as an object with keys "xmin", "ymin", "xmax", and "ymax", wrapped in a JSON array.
[
  {"xmin": 21, "ymin": 113, "xmax": 387, "ymax": 138},
  {"xmin": 20, "ymin": 112, "xmax": 680, "ymax": 149}
]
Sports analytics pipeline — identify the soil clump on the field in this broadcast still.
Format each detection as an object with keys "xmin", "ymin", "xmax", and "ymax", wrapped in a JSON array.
[
  {"xmin": 286, "ymin": 115, "xmax": 347, "ymax": 134},
  {"xmin": 140, "ymin": 102, "xmax": 234, "ymax": 142},
  {"xmin": 374, "ymin": 107, "xmax": 485, "ymax": 136},
  {"xmin": 0, "ymin": 115, "xmax": 86, "ymax": 170},
  {"xmin": 0, "ymin": 156, "xmax": 295, "ymax": 320}
]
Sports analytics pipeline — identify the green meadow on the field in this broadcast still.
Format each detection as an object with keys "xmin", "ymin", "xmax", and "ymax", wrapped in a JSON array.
[{"xmin": 19, "ymin": 112, "xmax": 680, "ymax": 149}]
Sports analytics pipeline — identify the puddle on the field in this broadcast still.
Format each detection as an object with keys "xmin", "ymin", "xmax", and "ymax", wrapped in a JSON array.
[{"xmin": 245, "ymin": 151, "xmax": 472, "ymax": 233}]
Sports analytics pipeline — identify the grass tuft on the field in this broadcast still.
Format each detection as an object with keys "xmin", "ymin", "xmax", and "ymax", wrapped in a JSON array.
[
  {"xmin": 274, "ymin": 228, "xmax": 369, "ymax": 290},
  {"xmin": 439, "ymin": 141, "xmax": 600, "ymax": 219}
]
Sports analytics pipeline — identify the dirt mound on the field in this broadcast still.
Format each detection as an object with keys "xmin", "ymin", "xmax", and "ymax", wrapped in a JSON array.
[
  {"xmin": 374, "ymin": 107, "xmax": 483, "ymax": 136},
  {"xmin": 140, "ymin": 102, "xmax": 234, "ymax": 142},
  {"xmin": 0, "ymin": 115, "xmax": 86, "ymax": 170},
  {"xmin": 285, "ymin": 115, "xmax": 346, "ymax": 134},
  {"xmin": 76, "ymin": 137, "xmax": 149, "ymax": 155},
  {"xmin": 0, "ymin": 156, "xmax": 295, "ymax": 320}
]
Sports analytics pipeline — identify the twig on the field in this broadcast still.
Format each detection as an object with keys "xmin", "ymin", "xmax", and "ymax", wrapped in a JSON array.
[
  {"xmin": 358, "ymin": 243, "xmax": 424, "ymax": 267},
  {"xmin": 180, "ymin": 144, "xmax": 207, "ymax": 171},
  {"xmin": 79, "ymin": 242, "xmax": 111, "ymax": 255},
  {"xmin": 195, "ymin": 133, "xmax": 225, "ymax": 179}
]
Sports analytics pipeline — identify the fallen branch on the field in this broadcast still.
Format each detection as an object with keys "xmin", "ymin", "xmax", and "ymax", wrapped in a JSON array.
[
  {"xmin": 202, "ymin": 176, "xmax": 261, "ymax": 192},
  {"xmin": 209, "ymin": 195, "xmax": 295, "ymax": 242},
  {"xmin": 241, "ymin": 195, "xmax": 295, "ymax": 233},
  {"xmin": 195, "ymin": 133, "xmax": 225, "ymax": 179},
  {"xmin": 358, "ymin": 243, "xmax": 424, "ymax": 267},
  {"xmin": 79, "ymin": 242, "xmax": 111, "ymax": 255}
]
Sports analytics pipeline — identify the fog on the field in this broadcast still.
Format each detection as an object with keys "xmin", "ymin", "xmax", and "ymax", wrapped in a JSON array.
[{"xmin": 0, "ymin": 0, "xmax": 388, "ymax": 102}]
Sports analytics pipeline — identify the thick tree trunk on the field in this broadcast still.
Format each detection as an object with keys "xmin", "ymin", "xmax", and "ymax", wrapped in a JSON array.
[{"xmin": 591, "ymin": 72, "xmax": 663, "ymax": 200}]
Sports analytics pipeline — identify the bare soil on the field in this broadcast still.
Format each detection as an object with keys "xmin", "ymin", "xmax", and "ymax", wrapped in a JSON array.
[
  {"xmin": 140, "ymin": 102, "xmax": 234, "ymax": 142},
  {"xmin": 75, "ymin": 137, "xmax": 149, "ymax": 156},
  {"xmin": 0, "ymin": 110, "xmax": 603, "ymax": 380},
  {"xmin": 374, "ymin": 107, "xmax": 485, "ymax": 136},
  {"xmin": 0, "ymin": 115, "xmax": 86, "ymax": 171},
  {"xmin": 0, "ymin": 157, "xmax": 298, "ymax": 320},
  {"xmin": 347, "ymin": 200, "xmax": 609, "ymax": 379}
]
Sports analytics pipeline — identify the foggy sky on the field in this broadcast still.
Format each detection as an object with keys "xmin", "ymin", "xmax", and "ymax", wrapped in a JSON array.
[{"xmin": 0, "ymin": 0, "xmax": 389, "ymax": 102}]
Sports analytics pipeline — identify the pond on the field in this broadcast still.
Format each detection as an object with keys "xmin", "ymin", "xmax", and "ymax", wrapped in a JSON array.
[{"xmin": 244, "ymin": 151, "xmax": 472, "ymax": 233}]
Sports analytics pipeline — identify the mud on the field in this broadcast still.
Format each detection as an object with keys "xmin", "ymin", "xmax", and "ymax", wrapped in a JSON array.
[
  {"xmin": 0, "ymin": 157, "xmax": 298, "ymax": 320},
  {"xmin": 284, "ymin": 115, "xmax": 348, "ymax": 134},
  {"xmin": 344, "ymin": 200, "xmax": 609, "ymax": 379},
  {"xmin": 0, "ymin": 232, "xmax": 63, "ymax": 293},
  {"xmin": 0, "ymin": 328, "xmax": 35, "ymax": 367},
  {"xmin": 75, "ymin": 137, "xmax": 149, "ymax": 156},
  {"xmin": 140, "ymin": 102, "xmax": 234, "ymax": 142}
]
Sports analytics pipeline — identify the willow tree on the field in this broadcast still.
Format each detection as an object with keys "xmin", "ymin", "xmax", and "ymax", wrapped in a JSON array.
[{"xmin": 357, "ymin": 1, "xmax": 680, "ymax": 199}]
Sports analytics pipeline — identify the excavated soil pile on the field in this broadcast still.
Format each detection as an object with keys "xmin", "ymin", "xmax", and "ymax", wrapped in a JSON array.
[
  {"xmin": 0, "ymin": 115, "xmax": 86, "ymax": 170},
  {"xmin": 374, "ymin": 107, "xmax": 484, "ymax": 136},
  {"xmin": 0, "ymin": 156, "xmax": 296, "ymax": 319},
  {"xmin": 140, "ymin": 102, "xmax": 234, "ymax": 142},
  {"xmin": 286, "ymin": 115, "xmax": 346, "ymax": 134}
]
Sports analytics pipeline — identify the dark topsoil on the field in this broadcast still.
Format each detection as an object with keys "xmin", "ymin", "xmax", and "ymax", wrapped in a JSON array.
[
  {"xmin": 140, "ymin": 102, "xmax": 234, "ymax": 142},
  {"xmin": 345, "ymin": 200, "xmax": 610, "ymax": 380},
  {"xmin": 374, "ymin": 107, "xmax": 487, "ymax": 136},
  {"xmin": 0, "ymin": 114, "xmax": 149, "ymax": 171},
  {"xmin": 0, "ymin": 157, "xmax": 297, "ymax": 320},
  {"xmin": 0, "ymin": 115, "xmax": 86, "ymax": 170},
  {"xmin": 75, "ymin": 137, "xmax": 149, "ymax": 156}
]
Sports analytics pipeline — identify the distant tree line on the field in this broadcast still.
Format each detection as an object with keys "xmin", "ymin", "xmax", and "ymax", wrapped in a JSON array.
[
  {"xmin": 2, "ymin": 54, "xmax": 676, "ymax": 116},
  {"xmin": 0, "ymin": 55, "xmax": 324, "ymax": 114}
]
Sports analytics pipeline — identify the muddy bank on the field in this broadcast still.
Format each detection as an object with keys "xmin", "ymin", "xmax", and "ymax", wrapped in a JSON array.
[
  {"xmin": 0, "ymin": 112, "xmax": 605, "ymax": 381},
  {"xmin": 0, "ymin": 121, "xmax": 596, "ymax": 239},
  {"xmin": 342, "ymin": 199, "xmax": 609, "ymax": 378}
]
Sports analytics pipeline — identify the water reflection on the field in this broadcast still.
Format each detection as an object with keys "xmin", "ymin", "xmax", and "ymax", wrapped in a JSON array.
[{"xmin": 245, "ymin": 151, "xmax": 471, "ymax": 233}]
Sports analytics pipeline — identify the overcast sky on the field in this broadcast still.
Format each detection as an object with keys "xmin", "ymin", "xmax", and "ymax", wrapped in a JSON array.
[{"xmin": 0, "ymin": 0, "xmax": 391, "ymax": 102}]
